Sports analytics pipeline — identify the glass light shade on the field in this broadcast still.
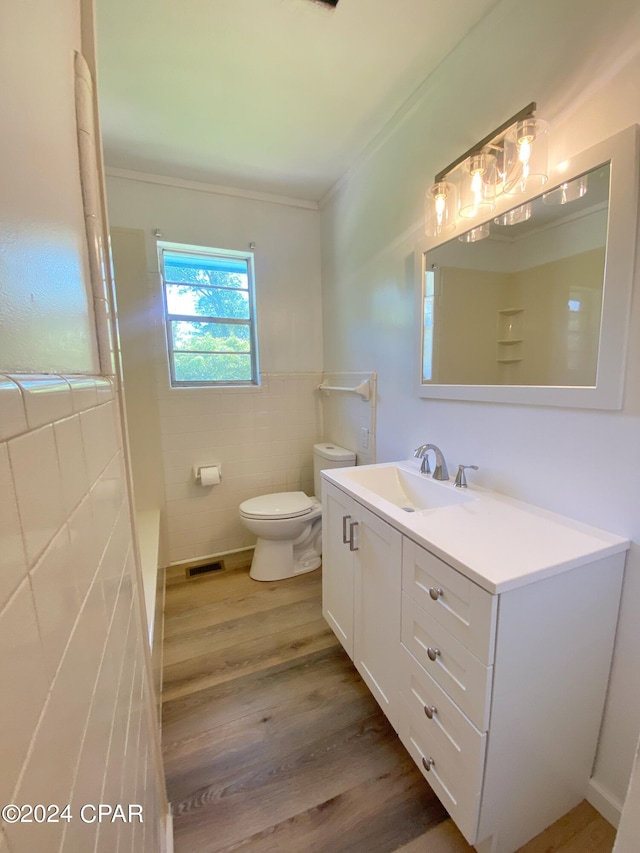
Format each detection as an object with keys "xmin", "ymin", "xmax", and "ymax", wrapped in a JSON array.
[
  {"xmin": 543, "ymin": 175, "xmax": 589, "ymax": 205},
  {"xmin": 458, "ymin": 223, "xmax": 490, "ymax": 242},
  {"xmin": 494, "ymin": 203, "xmax": 532, "ymax": 226},
  {"xmin": 503, "ymin": 118, "xmax": 549, "ymax": 195},
  {"xmin": 457, "ymin": 151, "xmax": 497, "ymax": 219},
  {"xmin": 425, "ymin": 180, "xmax": 457, "ymax": 236}
]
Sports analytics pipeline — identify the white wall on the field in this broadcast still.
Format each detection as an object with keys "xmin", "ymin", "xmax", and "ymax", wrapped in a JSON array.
[
  {"xmin": 105, "ymin": 176, "xmax": 325, "ymax": 563},
  {"xmin": 320, "ymin": 0, "xmax": 640, "ymax": 818},
  {"xmin": 0, "ymin": 0, "xmax": 99, "ymax": 375}
]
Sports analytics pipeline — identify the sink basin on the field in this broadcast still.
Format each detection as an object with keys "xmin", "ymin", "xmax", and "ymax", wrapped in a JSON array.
[{"xmin": 340, "ymin": 463, "xmax": 473, "ymax": 512}]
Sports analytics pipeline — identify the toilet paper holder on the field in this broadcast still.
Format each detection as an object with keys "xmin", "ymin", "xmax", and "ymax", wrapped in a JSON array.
[{"xmin": 194, "ymin": 464, "xmax": 222, "ymax": 485}]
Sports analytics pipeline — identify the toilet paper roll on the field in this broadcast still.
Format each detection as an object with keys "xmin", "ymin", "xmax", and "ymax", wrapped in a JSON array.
[{"xmin": 199, "ymin": 465, "xmax": 221, "ymax": 486}]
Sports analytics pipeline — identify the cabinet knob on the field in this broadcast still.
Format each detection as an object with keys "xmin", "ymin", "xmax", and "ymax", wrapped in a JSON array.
[
  {"xmin": 428, "ymin": 587, "xmax": 443, "ymax": 601},
  {"xmin": 422, "ymin": 756, "xmax": 435, "ymax": 772},
  {"xmin": 427, "ymin": 647, "xmax": 441, "ymax": 662},
  {"xmin": 423, "ymin": 705, "xmax": 437, "ymax": 720}
]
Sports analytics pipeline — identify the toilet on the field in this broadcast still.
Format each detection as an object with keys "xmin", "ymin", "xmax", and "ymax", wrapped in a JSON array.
[{"xmin": 239, "ymin": 442, "xmax": 356, "ymax": 582}]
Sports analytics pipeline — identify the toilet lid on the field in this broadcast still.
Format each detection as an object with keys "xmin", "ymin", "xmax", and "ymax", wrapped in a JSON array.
[{"xmin": 240, "ymin": 491, "xmax": 313, "ymax": 520}]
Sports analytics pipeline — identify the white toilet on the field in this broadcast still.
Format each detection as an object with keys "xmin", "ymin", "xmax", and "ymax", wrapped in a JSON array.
[{"xmin": 239, "ymin": 442, "xmax": 356, "ymax": 582}]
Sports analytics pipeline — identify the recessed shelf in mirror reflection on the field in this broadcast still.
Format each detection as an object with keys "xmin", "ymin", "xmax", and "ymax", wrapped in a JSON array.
[{"xmin": 416, "ymin": 125, "xmax": 639, "ymax": 410}]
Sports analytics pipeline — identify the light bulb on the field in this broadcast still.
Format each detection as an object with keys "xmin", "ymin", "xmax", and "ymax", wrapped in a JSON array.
[
  {"xmin": 519, "ymin": 138, "xmax": 532, "ymax": 165},
  {"xmin": 519, "ymin": 140, "xmax": 531, "ymax": 186},
  {"xmin": 470, "ymin": 170, "xmax": 483, "ymax": 216}
]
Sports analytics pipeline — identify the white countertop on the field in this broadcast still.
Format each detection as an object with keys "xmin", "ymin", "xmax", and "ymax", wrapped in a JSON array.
[{"xmin": 323, "ymin": 460, "xmax": 629, "ymax": 594}]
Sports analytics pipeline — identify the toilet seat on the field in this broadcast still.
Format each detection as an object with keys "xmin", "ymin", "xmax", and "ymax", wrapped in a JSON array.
[{"xmin": 239, "ymin": 491, "xmax": 314, "ymax": 521}]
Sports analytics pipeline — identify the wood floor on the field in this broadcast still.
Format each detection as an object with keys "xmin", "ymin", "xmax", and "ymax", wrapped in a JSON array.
[{"xmin": 161, "ymin": 560, "xmax": 617, "ymax": 853}]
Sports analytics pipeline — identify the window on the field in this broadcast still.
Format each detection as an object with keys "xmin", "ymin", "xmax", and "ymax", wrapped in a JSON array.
[{"xmin": 159, "ymin": 243, "xmax": 259, "ymax": 387}]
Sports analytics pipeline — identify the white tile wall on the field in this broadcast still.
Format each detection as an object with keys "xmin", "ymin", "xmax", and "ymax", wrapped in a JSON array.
[
  {"xmin": 53, "ymin": 415, "xmax": 89, "ymax": 516},
  {"xmin": 9, "ymin": 425, "xmax": 66, "ymax": 566},
  {"xmin": 0, "ymin": 375, "xmax": 165, "ymax": 853},
  {"xmin": 0, "ymin": 446, "xmax": 28, "ymax": 606},
  {"xmin": 159, "ymin": 372, "xmax": 323, "ymax": 564}
]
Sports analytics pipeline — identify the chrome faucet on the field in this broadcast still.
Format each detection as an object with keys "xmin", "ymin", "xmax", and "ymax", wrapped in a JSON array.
[{"xmin": 413, "ymin": 444, "xmax": 449, "ymax": 480}]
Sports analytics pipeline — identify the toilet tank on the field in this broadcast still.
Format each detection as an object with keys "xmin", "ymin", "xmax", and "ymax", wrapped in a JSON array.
[{"xmin": 313, "ymin": 442, "xmax": 356, "ymax": 499}]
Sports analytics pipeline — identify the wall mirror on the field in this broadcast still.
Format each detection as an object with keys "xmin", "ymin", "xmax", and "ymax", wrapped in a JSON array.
[{"xmin": 417, "ymin": 125, "xmax": 638, "ymax": 409}]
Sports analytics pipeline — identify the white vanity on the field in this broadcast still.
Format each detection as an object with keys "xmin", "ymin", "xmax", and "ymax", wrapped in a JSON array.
[{"xmin": 321, "ymin": 460, "xmax": 628, "ymax": 853}]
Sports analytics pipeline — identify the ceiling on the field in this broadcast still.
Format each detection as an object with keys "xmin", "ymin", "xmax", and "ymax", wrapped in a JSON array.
[{"xmin": 95, "ymin": 0, "xmax": 502, "ymax": 201}]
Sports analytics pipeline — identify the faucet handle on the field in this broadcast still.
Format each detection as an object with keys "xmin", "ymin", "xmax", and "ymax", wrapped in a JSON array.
[
  {"xmin": 454, "ymin": 464, "xmax": 478, "ymax": 488},
  {"xmin": 420, "ymin": 455, "xmax": 431, "ymax": 474},
  {"xmin": 413, "ymin": 445, "xmax": 431, "ymax": 474}
]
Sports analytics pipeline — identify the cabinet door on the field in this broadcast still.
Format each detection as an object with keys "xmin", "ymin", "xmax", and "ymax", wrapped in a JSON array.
[
  {"xmin": 353, "ymin": 505, "xmax": 402, "ymax": 730},
  {"xmin": 322, "ymin": 482, "xmax": 356, "ymax": 659}
]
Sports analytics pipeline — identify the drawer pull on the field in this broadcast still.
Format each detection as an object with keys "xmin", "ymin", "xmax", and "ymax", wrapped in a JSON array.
[
  {"xmin": 342, "ymin": 515, "xmax": 351, "ymax": 544},
  {"xmin": 423, "ymin": 704, "xmax": 437, "ymax": 719},
  {"xmin": 349, "ymin": 521, "xmax": 359, "ymax": 551},
  {"xmin": 427, "ymin": 647, "xmax": 441, "ymax": 662},
  {"xmin": 429, "ymin": 587, "xmax": 444, "ymax": 601},
  {"xmin": 422, "ymin": 756, "xmax": 435, "ymax": 772}
]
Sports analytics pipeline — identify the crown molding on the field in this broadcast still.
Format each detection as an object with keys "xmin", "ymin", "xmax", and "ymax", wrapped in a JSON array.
[{"xmin": 105, "ymin": 167, "xmax": 319, "ymax": 211}]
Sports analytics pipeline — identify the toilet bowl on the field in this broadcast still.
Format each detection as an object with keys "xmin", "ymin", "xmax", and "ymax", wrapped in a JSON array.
[
  {"xmin": 239, "ymin": 443, "xmax": 356, "ymax": 581},
  {"xmin": 239, "ymin": 492, "xmax": 323, "ymax": 581}
]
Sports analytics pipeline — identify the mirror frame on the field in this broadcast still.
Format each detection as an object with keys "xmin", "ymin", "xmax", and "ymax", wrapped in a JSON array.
[{"xmin": 416, "ymin": 124, "xmax": 639, "ymax": 409}]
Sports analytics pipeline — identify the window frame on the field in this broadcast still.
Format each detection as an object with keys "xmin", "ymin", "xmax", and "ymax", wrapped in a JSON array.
[{"xmin": 158, "ymin": 241, "xmax": 260, "ymax": 388}]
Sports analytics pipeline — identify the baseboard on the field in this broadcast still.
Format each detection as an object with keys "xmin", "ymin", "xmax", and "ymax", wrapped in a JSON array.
[
  {"xmin": 169, "ymin": 546, "xmax": 254, "ymax": 570},
  {"xmin": 587, "ymin": 777, "xmax": 623, "ymax": 828},
  {"xmin": 164, "ymin": 809, "xmax": 174, "ymax": 853}
]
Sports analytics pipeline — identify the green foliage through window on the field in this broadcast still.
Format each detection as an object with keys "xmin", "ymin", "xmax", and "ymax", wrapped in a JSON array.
[{"xmin": 160, "ymin": 246, "xmax": 259, "ymax": 386}]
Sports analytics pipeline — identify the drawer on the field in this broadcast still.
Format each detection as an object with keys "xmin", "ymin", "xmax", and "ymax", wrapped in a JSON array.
[
  {"xmin": 399, "ymin": 676, "xmax": 484, "ymax": 845},
  {"xmin": 403, "ymin": 539, "xmax": 497, "ymax": 665},
  {"xmin": 400, "ymin": 645, "xmax": 485, "ymax": 770},
  {"xmin": 402, "ymin": 593, "xmax": 493, "ymax": 731}
]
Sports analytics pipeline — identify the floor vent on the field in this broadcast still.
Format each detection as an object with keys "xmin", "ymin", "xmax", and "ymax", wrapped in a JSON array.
[{"xmin": 187, "ymin": 560, "xmax": 225, "ymax": 579}]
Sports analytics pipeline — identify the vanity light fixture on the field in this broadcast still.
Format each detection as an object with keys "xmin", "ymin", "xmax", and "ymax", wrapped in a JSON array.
[
  {"xmin": 543, "ymin": 174, "xmax": 588, "ymax": 205},
  {"xmin": 425, "ymin": 102, "xmax": 548, "ymax": 237}
]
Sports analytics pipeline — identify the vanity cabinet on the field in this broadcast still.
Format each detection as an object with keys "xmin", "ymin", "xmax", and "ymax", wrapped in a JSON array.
[
  {"xmin": 321, "ymin": 473, "xmax": 626, "ymax": 853},
  {"xmin": 322, "ymin": 481, "xmax": 402, "ymax": 729}
]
